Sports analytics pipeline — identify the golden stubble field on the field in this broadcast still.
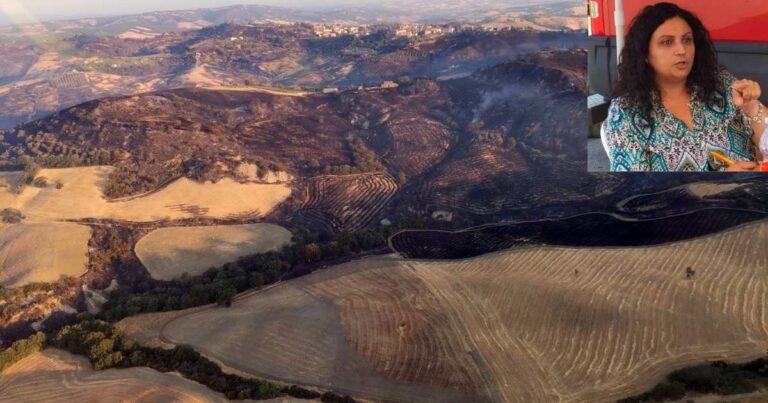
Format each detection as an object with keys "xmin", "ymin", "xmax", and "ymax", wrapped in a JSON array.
[
  {"xmin": 0, "ymin": 166, "xmax": 291, "ymax": 287},
  {"xmin": 135, "ymin": 223, "xmax": 292, "ymax": 281},
  {"xmin": 0, "ymin": 166, "xmax": 290, "ymax": 222},
  {"xmin": 0, "ymin": 222, "xmax": 91, "ymax": 287},
  {"xmin": 0, "ymin": 348, "xmax": 311, "ymax": 403},
  {"xmin": 119, "ymin": 219, "xmax": 768, "ymax": 402}
]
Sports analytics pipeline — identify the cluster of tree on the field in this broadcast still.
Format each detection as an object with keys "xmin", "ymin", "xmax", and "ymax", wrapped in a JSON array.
[
  {"xmin": 33, "ymin": 148, "xmax": 124, "ymax": 168},
  {"xmin": 620, "ymin": 358, "xmax": 768, "ymax": 402},
  {"xmin": 1, "ymin": 208, "xmax": 24, "ymax": 224},
  {"xmin": 13, "ymin": 156, "xmax": 39, "ymax": 193},
  {"xmin": 87, "ymin": 224, "xmax": 137, "ymax": 276},
  {"xmin": 346, "ymin": 30, "xmax": 393, "ymax": 51},
  {"xmin": 350, "ymin": 138, "xmax": 383, "ymax": 172},
  {"xmin": 1, "ymin": 319, "xmax": 356, "ymax": 402},
  {"xmin": 0, "ymin": 279, "xmax": 77, "ymax": 321},
  {"xmin": 103, "ymin": 166, "xmax": 143, "ymax": 198},
  {"xmin": 0, "ymin": 332, "xmax": 45, "ymax": 372},
  {"xmin": 24, "ymin": 132, "xmax": 78, "ymax": 155},
  {"xmin": 16, "ymin": 129, "xmax": 125, "ymax": 169},
  {"xmin": 250, "ymin": 158, "xmax": 284, "ymax": 180},
  {"xmin": 101, "ymin": 226, "xmax": 389, "ymax": 322},
  {"xmin": 316, "ymin": 138, "xmax": 383, "ymax": 176}
]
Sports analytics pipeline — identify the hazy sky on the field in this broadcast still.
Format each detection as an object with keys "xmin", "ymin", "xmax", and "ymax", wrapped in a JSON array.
[
  {"xmin": 0, "ymin": 0, "xmax": 374, "ymax": 24},
  {"xmin": 0, "ymin": 0, "xmax": 568, "ymax": 26}
]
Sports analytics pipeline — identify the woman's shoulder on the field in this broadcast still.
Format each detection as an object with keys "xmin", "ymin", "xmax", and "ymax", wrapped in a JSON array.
[
  {"xmin": 604, "ymin": 96, "xmax": 647, "ymax": 140},
  {"xmin": 607, "ymin": 96, "xmax": 635, "ymax": 115},
  {"xmin": 607, "ymin": 96, "xmax": 649, "ymax": 122}
]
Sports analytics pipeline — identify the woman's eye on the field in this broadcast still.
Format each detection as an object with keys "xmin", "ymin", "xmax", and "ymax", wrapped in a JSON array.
[
  {"xmin": 683, "ymin": 37, "xmax": 693, "ymax": 44},
  {"xmin": 662, "ymin": 40, "xmax": 672, "ymax": 46}
]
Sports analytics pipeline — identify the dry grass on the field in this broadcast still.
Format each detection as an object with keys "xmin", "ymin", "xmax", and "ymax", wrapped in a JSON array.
[
  {"xmin": 0, "ymin": 166, "xmax": 289, "ymax": 288},
  {"xmin": 0, "ymin": 223, "xmax": 91, "ymax": 287},
  {"xmin": 1, "ymin": 166, "xmax": 290, "ymax": 222},
  {"xmin": 135, "ymin": 223, "xmax": 292, "ymax": 281},
  {"xmin": 176, "ymin": 20, "xmax": 211, "ymax": 30},
  {"xmin": 203, "ymin": 85, "xmax": 309, "ymax": 97},
  {"xmin": 117, "ymin": 309, "xmax": 201, "ymax": 349},
  {"xmin": 180, "ymin": 64, "xmax": 222, "ymax": 87},
  {"xmin": 155, "ymin": 256, "xmax": 481, "ymax": 402},
  {"xmin": 116, "ymin": 31, "xmax": 157, "ymax": 40},
  {"xmin": 123, "ymin": 219, "xmax": 768, "ymax": 402},
  {"xmin": 0, "ymin": 349, "xmax": 230, "ymax": 402},
  {"xmin": 26, "ymin": 52, "xmax": 63, "ymax": 74}
]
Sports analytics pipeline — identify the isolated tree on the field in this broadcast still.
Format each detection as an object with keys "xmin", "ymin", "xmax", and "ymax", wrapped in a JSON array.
[
  {"xmin": 33, "ymin": 176, "xmax": 48, "ymax": 188},
  {"xmin": 685, "ymin": 267, "xmax": 695, "ymax": 279},
  {"xmin": 397, "ymin": 171, "xmax": 407, "ymax": 185},
  {"xmin": 505, "ymin": 136, "xmax": 517, "ymax": 149},
  {"xmin": 1, "ymin": 208, "xmax": 24, "ymax": 223}
]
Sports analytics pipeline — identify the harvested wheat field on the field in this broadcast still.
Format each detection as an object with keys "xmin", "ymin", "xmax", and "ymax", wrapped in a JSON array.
[
  {"xmin": 136, "ymin": 223, "xmax": 292, "ymax": 281},
  {"xmin": 122, "ymin": 219, "xmax": 768, "ymax": 402},
  {"xmin": 1, "ymin": 166, "xmax": 290, "ymax": 222},
  {"xmin": 0, "ymin": 223, "xmax": 91, "ymax": 287},
  {"xmin": 0, "ymin": 348, "xmax": 230, "ymax": 403}
]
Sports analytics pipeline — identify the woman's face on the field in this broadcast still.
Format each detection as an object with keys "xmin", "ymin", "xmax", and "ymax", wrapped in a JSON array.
[{"xmin": 647, "ymin": 16, "xmax": 695, "ymax": 84}]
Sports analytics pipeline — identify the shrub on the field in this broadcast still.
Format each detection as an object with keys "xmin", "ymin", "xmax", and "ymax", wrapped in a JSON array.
[
  {"xmin": 33, "ymin": 176, "xmax": 48, "ymax": 188},
  {"xmin": 1, "ymin": 208, "xmax": 24, "ymax": 223}
]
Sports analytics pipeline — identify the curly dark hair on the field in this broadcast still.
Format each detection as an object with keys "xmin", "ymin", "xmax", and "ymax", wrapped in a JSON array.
[{"xmin": 613, "ymin": 2, "xmax": 719, "ymax": 122}]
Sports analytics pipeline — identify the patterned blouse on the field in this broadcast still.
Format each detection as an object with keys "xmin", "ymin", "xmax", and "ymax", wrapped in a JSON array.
[{"xmin": 604, "ymin": 69, "xmax": 755, "ymax": 171}]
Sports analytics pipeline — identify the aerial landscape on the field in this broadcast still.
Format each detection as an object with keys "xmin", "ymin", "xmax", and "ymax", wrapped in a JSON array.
[{"xmin": 0, "ymin": 0, "xmax": 767, "ymax": 402}]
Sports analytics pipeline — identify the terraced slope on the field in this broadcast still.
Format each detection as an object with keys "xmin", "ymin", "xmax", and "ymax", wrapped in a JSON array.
[{"xmin": 299, "ymin": 172, "xmax": 398, "ymax": 233}]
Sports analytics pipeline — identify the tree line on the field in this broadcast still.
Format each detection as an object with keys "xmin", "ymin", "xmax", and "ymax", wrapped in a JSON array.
[
  {"xmin": 619, "ymin": 357, "xmax": 768, "ymax": 402},
  {"xmin": 102, "ymin": 225, "xmax": 390, "ymax": 321},
  {"xmin": 0, "ymin": 319, "xmax": 355, "ymax": 402}
]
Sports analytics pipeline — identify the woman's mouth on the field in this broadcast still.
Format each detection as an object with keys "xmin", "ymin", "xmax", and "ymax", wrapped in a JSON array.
[{"xmin": 674, "ymin": 61, "xmax": 689, "ymax": 69}]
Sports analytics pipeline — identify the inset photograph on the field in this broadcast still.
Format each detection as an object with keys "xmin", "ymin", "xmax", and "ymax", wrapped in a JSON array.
[{"xmin": 587, "ymin": 1, "xmax": 768, "ymax": 172}]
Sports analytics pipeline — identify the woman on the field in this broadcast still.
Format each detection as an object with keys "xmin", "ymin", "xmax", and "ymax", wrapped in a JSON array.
[{"xmin": 604, "ymin": 2, "xmax": 766, "ymax": 172}]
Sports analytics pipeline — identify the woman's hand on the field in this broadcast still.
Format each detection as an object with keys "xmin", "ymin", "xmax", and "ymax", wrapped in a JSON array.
[
  {"xmin": 724, "ymin": 160, "xmax": 758, "ymax": 172},
  {"xmin": 732, "ymin": 79, "xmax": 762, "ymax": 114}
]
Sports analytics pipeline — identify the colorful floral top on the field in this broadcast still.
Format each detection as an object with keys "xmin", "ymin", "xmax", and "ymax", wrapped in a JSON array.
[{"xmin": 604, "ymin": 69, "xmax": 755, "ymax": 171}]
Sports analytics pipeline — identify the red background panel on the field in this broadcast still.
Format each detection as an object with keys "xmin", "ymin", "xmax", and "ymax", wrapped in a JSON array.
[{"xmin": 590, "ymin": 0, "xmax": 768, "ymax": 43}]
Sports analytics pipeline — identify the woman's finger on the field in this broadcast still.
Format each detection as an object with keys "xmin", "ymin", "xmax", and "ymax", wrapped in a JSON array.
[
  {"xmin": 732, "ymin": 88, "xmax": 744, "ymax": 106},
  {"xmin": 725, "ymin": 161, "xmax": 757, "ymax": 171},
  {"xmin": 733, "ymin": 80, "xmax": 759, "ymax": 95},
  {"xmin": 732, "ymin": 80, "xmax": 762, "ymax": 105}
]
